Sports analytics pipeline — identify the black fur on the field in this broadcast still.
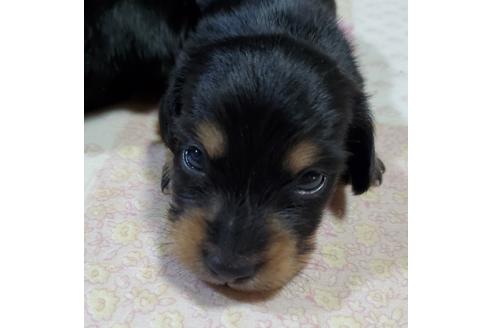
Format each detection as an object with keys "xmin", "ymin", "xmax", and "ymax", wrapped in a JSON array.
[{"xmin": 84, "ymin": 0, "xmax": 200, "ymax": 110}]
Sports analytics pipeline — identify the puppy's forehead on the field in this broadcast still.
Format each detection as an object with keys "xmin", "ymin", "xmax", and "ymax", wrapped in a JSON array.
[
  {"xmin": 195, "ymin": 121, "xmax": 226, "ymax": 158},
  {"xmin": 190, "ymin": 113, "xmax": 324, "ymax": 177},
  {"xmin": 284, "ymin": 141, "xmax": 320, "ymax": 175}
]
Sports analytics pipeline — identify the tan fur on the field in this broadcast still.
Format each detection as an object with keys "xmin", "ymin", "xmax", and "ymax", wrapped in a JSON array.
[
  {"xmin": 255, "ymin": 221, "xmax": 300, "ymax": 290},
  {"xmin": 285, "ymin": 141, "xmax": 320, "ymax": 174},
  {"xmin": 168, "ymin": 207, "xmax": 223, "ymax": 285},
  {"xmin": 170, "ymin": 209, "xmax": 207, "ymax": 271},
  {"xmin": 327, "ymin": 182, "xmax": 347, "ymax": 218},
  {"xmin": 170, "ymin": 210, "xmax": 311, "ymax": 292},
  {"xmin": 230, "ymin": 218, "xmax": 311, "ymax": 292},
  {"xmin": 196, "ymin": 121, "xmax": 226, "ymax": 158}
]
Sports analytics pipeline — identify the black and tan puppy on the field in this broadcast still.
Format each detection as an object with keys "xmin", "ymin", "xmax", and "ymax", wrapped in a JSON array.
[{"xmin": 159, "ymin": 0, "xmax": 384, "ymax": 291}]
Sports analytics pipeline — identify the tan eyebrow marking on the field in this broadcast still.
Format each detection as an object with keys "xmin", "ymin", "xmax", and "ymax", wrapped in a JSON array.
[
  {"xmin": 285, "ymin": 141, "xmax": 320, "ymax": 174},
  {"xmin": 196, "ymin": 121, "xmax": 226, "ymax": 158}
]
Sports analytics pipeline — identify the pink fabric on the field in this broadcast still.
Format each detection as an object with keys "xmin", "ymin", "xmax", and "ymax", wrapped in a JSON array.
[{"xmin": 338, "ymin": 19, "xmax": 355, "ymax": 44}]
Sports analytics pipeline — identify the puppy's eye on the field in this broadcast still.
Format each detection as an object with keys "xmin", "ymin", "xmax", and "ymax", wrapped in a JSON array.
[
  {"xmin": 296, "ymin": 171, "xmax": 326, "ymax": 195},
  {"xmin": 183, "ymin": 146, "xmax": 204, "ymax": 171}
]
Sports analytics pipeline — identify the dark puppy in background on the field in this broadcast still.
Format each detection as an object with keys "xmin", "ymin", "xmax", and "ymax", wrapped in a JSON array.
[
  {"xmin": 160, "ymin": 0, "xmax": 384, "ymax": 291},
  {"xmin": 85, "ymin": 0, "xmax": 200, "ymax": 110},
  {"xmin": 85, "ymin": 0, "xmax": 384, "ymax": 292}
]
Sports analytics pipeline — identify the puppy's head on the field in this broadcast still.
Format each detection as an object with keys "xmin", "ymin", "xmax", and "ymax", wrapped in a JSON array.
[{"xmin": 159, "ymin": 38, "xmax": 382, "ymax": 291}]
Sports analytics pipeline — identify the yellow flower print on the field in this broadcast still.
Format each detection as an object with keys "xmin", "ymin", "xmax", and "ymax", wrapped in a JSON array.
[
  {"xmin": 92, "ymin": 187, "xmax": 122, "ymax": 199},
  {"xmin": 368, "ymin": 307, "xmax": 406, "ymax": 328},
  {"xmin": 85, "ymin": 263, "xmax": 110, "ymax": 284},
  {"xmin": 112, "ymin": 221, "xmax": 140, "ymax": 244},
  {"xmin": 110, "ymin": 166, "xmax": 133, "ymax": 182},
  {"xmin": 362, "ymin": 189, "xmax": 379, "ymax": 202},
  {"xmin": 132, "ymin": 198, "xmax": 152, "ymax": 211},
  {"xmin": 367, "ymin": 290, "xmax": 388, "ymax": 308},
  {"xmin": 155, "ymin": 283, "xmax": 169, "ymax": 296},
  {"xmin": 86, "ymin": 204, "xmax": 114, "ymax": 219},
  {"xmin": 397, "ymin": 256, "xmax": 408, "ymax": 272},
  {"xmin": 369, "ymin": 259, "xmax": 394, "ymax": 278},
  {"xmin": 391, "ymin": 190, "xmax": 407, "ymax": 204},
  {"xmin": 221, "ymin": 308, "xmax": 243, "ymax": 328},
  {"xmin": 141, "ymin": 168, "xmax": 160, "ymax": 183},
  {"xmin": 86, "ymin": 288, "xmax": 119, "ymax": 320},
  {"xmin": 280, "ymin": 306, "xmax": 319, "ymax": 328},
  {"xmin": 152, "ymin": 311, "xmax": 184, "ymax": 328},
  {"xmin": 134, "ymin": 289, "xmax": 159, "ymax": 313},
  {"xmin": 377, "ymin": 315, "xmax": 399, "ymax": 328},
  {"xmin": 117, "ymin": 145, "xmax": 143, "ymax": 159},
  {"xmin": 327, "ymin": 315, "xmax": 361, "ymax": 328},
  {"xmin": 330, "ymin": 219, "xmax": 347, "ymax": 234},
  {"xmin": 314, "ymin": 290, "xmax": 341, "ymax": 311},
  {"xmin": 136, "ymin": 265, "xmax": 158, "ymax": 283},
  {"xmin": 284, "ymin": 307, "xmax": 305, "ymax": 324},
  {"xmin": 321, "ymin": 244, "xmax": 347, "ymax": 269},
  {"xmin": 354, "ymin": 224, "xmax": 379, "ymax": 247},
  {"xmin": 123, "ymin": 250, "xmax": 144, "ymax": 266},
  {"xmin": 392, "ymin": 307, "xmax": 405, "ymax": 321},
  {"xmin": 346, "ymin": 274, "xmax": 365, "ymax": 289}
]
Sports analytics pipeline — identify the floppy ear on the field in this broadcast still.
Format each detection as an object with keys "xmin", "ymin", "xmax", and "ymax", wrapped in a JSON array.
[{"xmin": 342, "ymin": 92, "xmax": 385, "ymax": 195}]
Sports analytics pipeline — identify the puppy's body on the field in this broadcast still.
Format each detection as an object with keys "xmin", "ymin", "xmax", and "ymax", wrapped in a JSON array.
[
  {"xmin": 191, "ymin": 0, "xmax": 358, "ymax": 86},
  {"xmin": 160, "ymin": 0, "xmax": 384, "ymax": 291}
]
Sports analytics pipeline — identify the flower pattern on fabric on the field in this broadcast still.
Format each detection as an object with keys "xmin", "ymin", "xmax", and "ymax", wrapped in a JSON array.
[
  {"xmin": 86, "ymin": 288, "xmax": 120, "ymax": 321},
  {"xmin": 85, "ymin": 0, "xmax": 407, "ymax": 325}
]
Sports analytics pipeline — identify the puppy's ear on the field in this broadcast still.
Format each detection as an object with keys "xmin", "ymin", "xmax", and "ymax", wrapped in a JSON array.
[{"xmin": 343, "ymin": 90, "xmax": 385, "ymax": 195}]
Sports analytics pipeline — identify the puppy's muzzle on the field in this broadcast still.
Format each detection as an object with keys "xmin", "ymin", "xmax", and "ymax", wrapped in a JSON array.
[{"xmin": 203, "ymin": 249, "xmax": 258, "ymax": 283}]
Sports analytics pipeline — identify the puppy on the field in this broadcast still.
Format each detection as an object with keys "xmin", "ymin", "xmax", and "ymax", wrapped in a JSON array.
[{"xmin": 160, "ymin": 0, "xmax": 385, "ymax": 291}]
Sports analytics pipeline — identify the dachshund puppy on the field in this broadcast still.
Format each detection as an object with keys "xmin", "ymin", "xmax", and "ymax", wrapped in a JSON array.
[{"xmin": 160, "ymin": 0, "xmax": 385, "ymax": 291}]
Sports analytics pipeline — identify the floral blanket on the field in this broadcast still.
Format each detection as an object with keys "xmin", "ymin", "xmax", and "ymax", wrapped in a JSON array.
[{"xmin": 85, "ymin": 0, "xmax": 407, "ymax": 326}]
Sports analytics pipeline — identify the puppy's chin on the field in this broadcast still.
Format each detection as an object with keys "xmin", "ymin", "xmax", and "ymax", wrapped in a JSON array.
[
  {"xmin": 192, "ymin": 258, "xmax": 309, "ymax": 292},
  {"xmin": 225, "ymin": 263, "xmax": 308, "ymax": 292}
]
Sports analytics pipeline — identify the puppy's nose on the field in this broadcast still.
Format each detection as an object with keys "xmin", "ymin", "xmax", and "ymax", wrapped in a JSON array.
[{"xmin": 204, "ymin": 253, "xmax": 255, "ymax": 283}]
